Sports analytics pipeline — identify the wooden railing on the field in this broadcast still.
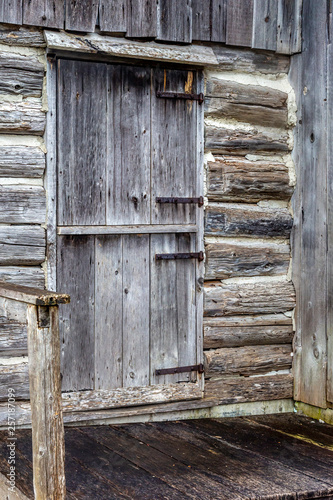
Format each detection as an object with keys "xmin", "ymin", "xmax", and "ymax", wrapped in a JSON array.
[{"xmin": 0, "ymin": 283, "xmax": 70, "ymax": 500}]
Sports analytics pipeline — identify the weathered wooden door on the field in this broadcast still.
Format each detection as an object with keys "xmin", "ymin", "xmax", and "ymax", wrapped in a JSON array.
[{"xmin": 55, "ymin": 58, "xmax": 204, "ymax": 411}]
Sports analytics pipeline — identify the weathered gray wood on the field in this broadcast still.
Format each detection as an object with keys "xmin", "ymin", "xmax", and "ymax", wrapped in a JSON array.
[
  {"xmin": 204, "ymin": 315, "xmax": 293, "ymax": 348},
  {"xmin": 0, "ymin": 267, "xmax": 44, "ymax": 288},
  {"xmin": 0, "ymin": 282, "xmax": 69, "ymax": 306},
  {"xmin": 107, "ymin": 65, "xmax": 151, "ymax": 225},
  {"xmin": 192, "ymin": 0, "xmax": 210, "ymax": 41},
  {"xmin": 44, "ymin": 31, "xmax": 219, "ymax": 66},
  {"xmin": 94, "ymin": 235, "xmax": 123, "ymax": 390},
  {"xmin": 0, "ymin": 362, "xmax": 29, "ymax": 400},
  {"xmin": 0, "ymin": 226, "xmax": 45, "ymax": 265},
  {"xmin": 127, "ymin": 0, "xmax": 157, "ymax": 38},
  {"xmin": 205, "ymin": 241, "xmax": 290, "ymax": 280},
  {"xmin": 0, "ymin": 316, "xmax": 27, "ymax": 356},
  {"xmin": 204, "ymin": 279, "xmax": 296, "ymax": 317},
  {"xmin": 0, "ymin": 52, "xmax": 44, "ymax": 96},
  {"xmin": 23, "ymin": 0, "xmax": 64, "ymax": 28},
  {"xmin": 205, "ymin": 125, "xmax": 291, "ymax": 154},
  {"xmin": 0, "ymin": 26, "xmax": 45, "ymax": 47},
  {"xmin": 211, "ymin": 0, "xmax": 226, "ymax": 42},
  {"xmin": 226, "ymin": 0, "xmax": 254, "ymax": 47},
  {"xmin": 205, "ymin": 98, "xmax": 288, "ymax": 128},
  {"xmin": 152, "ymin": 68, "xmax": 198, "ymax": 225},
  {"xmin": 277, "ymin": 0, "xmax": 302, "ymax": 54},
  {"xmin": 205, "ymin": 204, "xmax": 293, "ymax": 238},
  {"xmin": 66, "ymin": 0, "xmax": 99, "ymax": 32},
  {"xmin": 122, "ymin": 235, "xmax": 150, "ymax": 388},
  {"xmin": 100, "ymin": 0, "xmax": 127, "ymax": 32},
  {"xmin": 328, "ymin": 23, "xmax": 333, "ymax": 404},
  {"xmin": 27, "ymin": 305, "xmax": 66, "ymax": 499},
  {"xmin": 0, "ymin": 100, "xmax": 45, "ymax": 135},
  {"xmin": 0, "ymin": 0, "xmax": 22, "ymax": 25},
  {"xmin": 57, "ymin": 59, "xmax": 107, "ymax": 226},
  {"xmin": 206, "ymin": 156, "xmax": 293, "ymax": 203},
  {"xmin": 0, "ymin": 186, "xmax": 45, "ymax": 224},
  {"xmin": 204, "ymin": 344, "xmax": 292, "ymax": 377},
  {"xmin": 205, "ymin": 373, "xmax": 293, "ymax": 404},
  {"xmin": 206, "ymin": 78, "xmax": 288, "ymax": 108},
  {"xmin": 157, "ymin": 0, "xmax": 192, "ymax": 43},
  {"xmin": 57, "ymin": 236, "xmax": 94, "ymax": 392},
  {"xmin": 252, "ymin": 0, "xmax": 278, "ymax": 51},
  {"xmin": 212, "ymin": 46, "xmax": 290, "ymax": 74},
  {"xmin": 58, "ymin": 225, "xmax": 198, "ymax": 235},
  {"xmin": 0, "ymin": 146, "xmax": 44, "ymax": 177}
]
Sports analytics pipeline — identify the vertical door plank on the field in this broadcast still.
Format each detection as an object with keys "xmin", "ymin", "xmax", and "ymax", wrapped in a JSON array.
[
  {"xmin": 122, "ymin": 235, "xmax": 150, "ymax": 388},
  {"xmin": 127, "ymin": 0, "xmax": 158, "ymax": 38},
  {"xmin": 211, "ymin": 0, "xmax": 226, "ymax": 42},
  {"xmin": 65, "ymin": 0, "xmax": 99, "ymax": 32},
  {"xmin": 277, "ymin": 0, "xmax": 302, "ymax": 54},
  {"xmin": 23, "ymin": 0, "xmax": 64, "ymax": 28},
  {"xmin": 58, "ymin": 236, "xmax": 95, "ymax": 392},
  {"xmin": 157, "ymin": 0, "xmax": 192, "ymax": 43},
  {"xmin": 192, "ymin": 0, "xmax": 211, "ymax": 41},
  {"xmin": 152, "ymin": 68, "xmax": 197, "ymax": 225},
  {"xmin": 100, "ymin": 0, "xmax": 127, "ymax": 32},
  {"xmin": 57, "ymin": 59, "xmax": 107, "ymax": 226},
  {"xmin": 252, "ymin": 0, "xmax": 278, "ymax": 51},
  {"xmin": 95, "ymin": 236, "xmax": 123, "ymax": 390},
  {"xmin": 225, "ymin": 0, "xmax": 254, "ymax": 47},
  {"xmin": 327, "ymin": 40, "xmax": 333, "ymax": 403},
  {"xmin": 107, "ymin": 65, "xmax": 151, "ymax": 226},
  {"xmin": 0, "ymin": 0, "xmax": 22, "ymax": 24}
]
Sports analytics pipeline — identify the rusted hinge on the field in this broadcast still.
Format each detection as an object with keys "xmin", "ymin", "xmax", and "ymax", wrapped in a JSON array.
[
  {"xmin": 156, "ymin": 364, "xmax": 204, "ymax": 376},
  {"xmin": 156, "ymin": 91, "xmax": 204, "ymax": 104},
  {"xmin": 156, "ymin": 196, "xmax": 204, "ymax": 206},
  {"xmin": 155, "ymin": 251, "xmax": 204, "ymax": 261}
]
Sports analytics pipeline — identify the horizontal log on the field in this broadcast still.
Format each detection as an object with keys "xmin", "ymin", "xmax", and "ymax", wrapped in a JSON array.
[
  {"xmin": 205, "ymin": 241, "xmax": 290, "ymax": 279},
  {"xmin": 204, "ymin": 313, "xmax": 293, "ymax": 327},
  {"xmin": 206, "ymin": 156, "xmax": 293, "ymax": 202},
  {"xmin": 205, "ymin": 204, "xmax": 293, "ymax": 238},
  {"xmin": 204, "ymin": 373, "xmax": 293, "ymax": 404},
  {"xmin": 212, "ymin": 47, "xmax": 290, "ymax": 74},
  {"xmin": 204, "ymin": 280, "xmax": 296, "ymax": 316},
  {"xmin": 0, "ymin": 186, "xmax": 46, "ymax": 224},
  {"xmin": 0, "ymin": 362, "xmax": 29, "ymax": 400},
  {"xmin": 0, "ymin": 52, "xmax": 44, "ymax": 96},
  {"xmin": 205, "ymin": 79, "xmax": 288, "ymax": 108},
  {"xmin": 0, "ymin": 26, "xmax": 46, "ymax": 47},
  {"xmin": 0, "ymin": 316, "xmax": 27, "ymax": 356},
  {"xmin": 0, "ymin": 267, "xmax": 45, "ymax": 288},
  {"xmin": 205, "ymin": 99, "xmax": 288, "ymax": 128},
  {"xmin": 0, "ymin": 100, "xmax": 45, "ymax": 135},
  {"xmin": 204, "ymin": 344, "xmax": 292, "ymax": 377},
  {"xmin": 0, "ymin": 146, "xmax": 45, "ymax": 177},
  {"xmin": 0, "ymin": 226, "xmax": 45, "ymax": 265},
  {"xmin": 205, "ymin": 125, "xmax": 291, "ymax": 154}
]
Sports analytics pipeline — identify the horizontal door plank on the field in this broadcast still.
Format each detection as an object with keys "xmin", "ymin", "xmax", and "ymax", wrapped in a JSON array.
[
  {"xmin": 0, "ymin": 186, "xmax": 46, "ymax": 224},
  {"xmin": 212, "ymin": 46, "xmax": 290, "ymax": 74},
  {"xmin": 206, "ymin": 155, "xmax": 293, "ymax": 203},
  {"xmin": 204, "ymin": 344, "xmax": 292, "ymax": 377},
  {"xmin": 0, "ymin": 225, "xmax": 45, "ymax": 265},
  {"xmin": 204, "ymin": 279, "xmax": 296, "ymax": 316},
  {"xmin": 58, "ymin": 225, "xmax": 198, "ymax": 235},
  {"xmin": 0, "ymin": 52, "xmax": 44, "ymax": 97},
  {"xmin": 0, "ymin": 146, "xmax": 45, "ymax": 177},
  {"xmin": 205, "ymin": 204, "xmax": 293, "ymax": 238},
  {"xmin": 0, "ymin": 100, "xmax": 45, "ymax": 135}
]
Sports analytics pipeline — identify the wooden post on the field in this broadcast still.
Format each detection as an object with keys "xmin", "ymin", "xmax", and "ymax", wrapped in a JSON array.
[{"xmin": 27, "ymin": 304, "xmax": 66, "ymax": 500}]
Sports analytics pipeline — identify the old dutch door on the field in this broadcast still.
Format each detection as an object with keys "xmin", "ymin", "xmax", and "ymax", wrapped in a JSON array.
[{"xmin": 54, "ymin": 58, "xmax": 204, "ymax": 411}]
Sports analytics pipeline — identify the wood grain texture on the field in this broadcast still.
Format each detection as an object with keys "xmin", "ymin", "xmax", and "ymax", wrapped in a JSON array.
[
  {"xmin": 0, "ymin": 100, "xmax": 45, "ymax": 135},
  {"xmin": 205, "ymin": 204, "xmax": 293, "ymax": 238},
  {"xmin": 0, "ymin": 26, "xmax": 45, "ymax": 47},
  {"xmin": 328, "ymin": 21, "xmax": 333, "ymax": 404},
  {"xmin": 0, "ymin": 52, "xmax": 44, "ymax": 96},
  {"xmin": 205, "ymin": 125, "xmax": 290, "ymax": 154},
  {"xmin": 252, "ymin": 0, "xmax": 278, "ymax": 51},
  {"xmin": 157, "ymin": 0, "xmax": 192, "ymax": 43},
  {"xmin": 66, "ymin": 0, "xmax": 99, "ymax": 31},
  {"xmin": 204, "ymin": 279, "xmax": 296, "ymax": 317},
  {"xmin": 226, "ymin": 0, "xmax": 254, "ymax": 47},
  {"xmin": 277, "ymin": 0, "xmax": 302, "ymax": 54},
  {"xmin": 0, "ymin": 316, "xmax": 27, "ymax": 356},
  {"xmin": 127, "ymin": 0, "xmax": 157, "ymax": 38},
  {"xmin": 213, "ymin": 46, "xmax": 290, "ymax": 74},
  {"xmin": 0, "ymin": 362, "xmax": 29, "ymax": 400},
  {"xmin": 205, "ymin": 241, "xmax": 290, "ymax": 279},
  {"xmin": 192, "ymin": 0, "xmax": 210, "ymax": 41},
  {"xmin": 0, "ymin": 0, "xmax": 22, "ymax": 25},
  {"xmin": 23, "ymin": 0, "xmax": 64, "ymax": 28},
  {"xmin": 100, "ymin": 0, "xmax": 127, "ymax": 32},
  {"xmin": 204, "ymin": 344, "xmax": 292, "ymax": 377},
  {"xmin": 0, "ymin": 225, "xmax": 45, "ymax": 265},
  {"xmin": 0, "ymin": 266, "xmax": 44, "ymax": 288},
  {"xmin": 0, "ymin": 186, "xmax": 46, "ymax": 224},
  {"xmin": 0, "ymin": 283, "xmax": 69, "ymax": 306},
  {"xmin": 0, "ymin": 146, "xmax": 45, "ymax": 177},
  {"xmin": 206, "ymin": 156, "xmax": 293, "ymax": 203},
  {"xmin": 211, "ymin": 0, "xmax": 226, "ymax": 42}
]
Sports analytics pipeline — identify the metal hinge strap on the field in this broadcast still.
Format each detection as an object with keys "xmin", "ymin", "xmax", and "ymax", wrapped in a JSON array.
[
  {"xmin": 156, "ymin": 364, "xmax": 204, "ymax": 376},
  {"xmin": 155, "ymin": 251, "xmax": 204, "ymax": 261},
  {"xmin": 156, "ymin": 91, "xmax": 204, "ymax": 104},
  {"xmin": 156, "ymin": 196, "xmax": 204, "ymax": 206}
]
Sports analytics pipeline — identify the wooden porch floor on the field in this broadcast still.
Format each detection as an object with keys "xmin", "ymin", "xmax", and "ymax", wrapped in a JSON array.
[{"xmin": 0, "ymin": 414, "xmax": 333, "ymax": 499}]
